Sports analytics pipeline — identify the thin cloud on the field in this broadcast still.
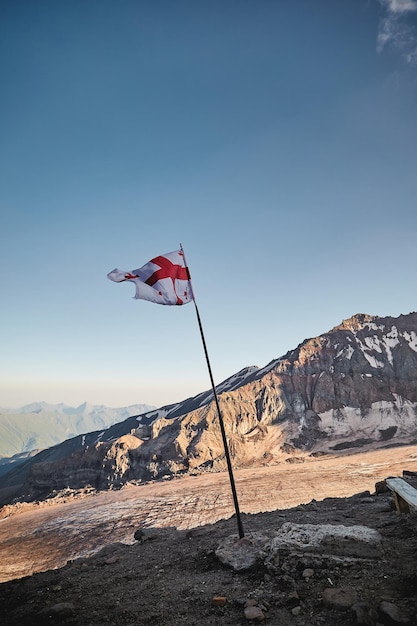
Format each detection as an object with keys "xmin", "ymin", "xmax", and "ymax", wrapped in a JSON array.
[
  {"xmin": 377, "ymin": 0, "xmax": 417, "ymax": 63},
  {"xmin": 379, "ymin": 0, "xmax": 417, "ymax": 12}
]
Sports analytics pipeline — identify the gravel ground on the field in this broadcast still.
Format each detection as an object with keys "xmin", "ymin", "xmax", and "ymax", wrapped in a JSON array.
[{"xmin": 1, "ymin": 486, "xmax": 417, "ymax": 625}]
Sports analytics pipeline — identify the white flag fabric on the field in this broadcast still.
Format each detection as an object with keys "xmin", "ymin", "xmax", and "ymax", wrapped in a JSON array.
[{"xmin": 107, "ymin": 250, "xmax": 193, "ymax": 305}]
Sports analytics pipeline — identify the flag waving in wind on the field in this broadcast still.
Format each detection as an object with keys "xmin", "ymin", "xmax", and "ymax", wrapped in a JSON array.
[
  {"xmin": 107, "ymin": 246, "xmax": 244, "ymax": 537},
  {"xmin": 107, "ymin": 250, "xmax": 193, "ymax": 305}
]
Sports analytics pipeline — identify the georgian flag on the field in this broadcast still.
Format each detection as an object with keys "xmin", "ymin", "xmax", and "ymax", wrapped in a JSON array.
[{"xmin": 107, "ymin": 250, "xmax": 193, "ymax": 305}]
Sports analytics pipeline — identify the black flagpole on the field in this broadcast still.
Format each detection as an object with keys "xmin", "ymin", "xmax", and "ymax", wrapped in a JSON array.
[{"xmin": 181, "ymin": 244, "xmax": 244, "ymax": 539}]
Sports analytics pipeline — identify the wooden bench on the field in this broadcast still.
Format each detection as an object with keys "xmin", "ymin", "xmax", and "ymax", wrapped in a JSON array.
[{"xmin": 386, "ymin": 477, "xmax": 417, "ymax": 514}]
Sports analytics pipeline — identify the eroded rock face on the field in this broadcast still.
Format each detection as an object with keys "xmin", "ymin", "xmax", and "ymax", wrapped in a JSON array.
[
  {"xmin": 8, "ymin": 312, "xmax": 417, "ymax": 500},
  {"xmin": 124, "ymin": 312, "xmax": 417, "ymax": 480}
]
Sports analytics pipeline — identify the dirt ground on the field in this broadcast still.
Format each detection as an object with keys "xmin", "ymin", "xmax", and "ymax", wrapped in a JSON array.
[{"xmin": 1, "ymin": 446, "xmax": 417, "ymax": 625}]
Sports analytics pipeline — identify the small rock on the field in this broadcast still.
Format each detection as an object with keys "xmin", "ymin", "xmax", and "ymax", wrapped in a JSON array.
[
  {"xmin": 322, "ymin": 587, "xmax": 358, "ymax": 609},
  {"xmin": 212, "ymin": 596, "xmax": 227, "ymax": 607},
  {"xmin": 134, "ymin": 528, "xmax": 145, "ymax": 541},
  {"xmin": 216, "ymin": 533, "xmax": 269, "ymax": 571},
  {"xmin": 375, "ymin": 480, "xmax": 388, "ymax": 494},
  {"xmin": 286, "ymin": 590, "xmax": 300, "ymax": 608},
  {"xmin": 379, "ymin": 601, "xmax": 410, "ymax": 623},
  {"xmin": 354, "ymin": 490, "xmax": 372, "ymax": 499},
  {"xmin": 277, "ymin": 574, "xmax": 296, "ymax": 591},
  {"xmin": 104, "ymin": 555, "xmax": 119, "ymax": 565},
  {"xmin": 134, "ymin": 528, "xmax": 158, "ymax": 542},
  {"xmin": 302, "ymin": 568, "xmax": 314, "ymax": 579},
  {"xmin": 352, "ymin": 601, "xmax": 379, "ymax": 625},
  {"xmin": 244, "ymin": 605, "xmax": 265, "ymax": 621},
  {"xmin": 292, "ymin": 606, "xmax": 302, "ymax": 616}
]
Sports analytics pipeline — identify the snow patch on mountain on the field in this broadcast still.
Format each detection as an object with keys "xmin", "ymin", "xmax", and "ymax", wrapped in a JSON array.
[
  {"xmin": 142, "ymin": 408, "xmax": 171, "ymax": 421},
  {"xmin": 254, "ymin": 359, "xmax": 281, "ymax": 378},
  {"xmin": 196, "ymin": 366, "xmax": 259, "ymax": 408},
  {"xmin": 363, "ymin": 353, "xmax": 384, "ymax": 368},
  {"xmin": 350, "ymin": 324, "xmax": 412, "ymax": 368},
  {"xmin": 318, "ymin": 396, "xmax": 417, "ymax": 445},
  {"xmin": 404, "ymin": 330, "xmax": 417, "ymax": 352}
]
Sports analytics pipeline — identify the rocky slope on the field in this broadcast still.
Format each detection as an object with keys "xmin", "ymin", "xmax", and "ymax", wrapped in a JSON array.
[{"xmin": 2, "ymin": 312, "xmax": 417, "ymax": 503}]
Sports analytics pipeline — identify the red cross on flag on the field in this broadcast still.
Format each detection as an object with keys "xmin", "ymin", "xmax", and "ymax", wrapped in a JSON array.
[{"xmin": 107, "ymin": 250, "xmax": 193, "ymax": 305}]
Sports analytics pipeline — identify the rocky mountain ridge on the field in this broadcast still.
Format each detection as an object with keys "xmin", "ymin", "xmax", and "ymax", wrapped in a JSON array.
[{"xmin": 2, "ymin": 311, "xmax": 417, "ymax": 504}]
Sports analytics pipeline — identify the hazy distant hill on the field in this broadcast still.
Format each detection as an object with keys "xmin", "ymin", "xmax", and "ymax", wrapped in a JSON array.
[{"xmin": 0, "ymin": 401, "xmax": 155, "ymax": 459}]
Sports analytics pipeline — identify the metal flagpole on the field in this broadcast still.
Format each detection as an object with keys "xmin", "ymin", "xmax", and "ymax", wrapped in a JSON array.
[{"xmin": 180, "ymin": 244, "xmax": 244, "ymax": 539}]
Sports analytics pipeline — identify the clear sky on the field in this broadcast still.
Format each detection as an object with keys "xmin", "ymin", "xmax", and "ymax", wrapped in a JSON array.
[{"xmin": 1, "ymin": 0, "xmax": 417, "ymax": 409}]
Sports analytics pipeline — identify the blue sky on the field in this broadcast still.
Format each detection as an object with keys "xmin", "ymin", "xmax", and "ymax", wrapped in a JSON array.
[{"xmin": 1, "ymin": 0, "xmax": 417, "ymax": 409}]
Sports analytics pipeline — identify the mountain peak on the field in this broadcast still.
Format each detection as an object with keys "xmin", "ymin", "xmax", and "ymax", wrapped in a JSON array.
[{"xmin": 333, "ymin": 313, "xmax": 377, "ymax": 332}]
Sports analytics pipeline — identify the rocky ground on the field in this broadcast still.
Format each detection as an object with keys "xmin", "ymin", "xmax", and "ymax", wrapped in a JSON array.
[{"xmin": 1, "ymin": 448, "xmax": 417, "ymax": 625}]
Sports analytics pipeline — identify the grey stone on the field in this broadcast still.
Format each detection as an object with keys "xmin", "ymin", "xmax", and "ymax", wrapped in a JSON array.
[
  {"xmin": 269, "ymin": 522, "xmax": 382, "ymax": 559},
  {"xmin": 322, "ymin": 587, "xmax": 359, "ymax": 609},
  {"xmin": 216, "ymin": 533, "xmax": 270, "ymax": 571},
  {"xmin": 302, "ymin": 568, "xmax": 315, "ymax": 578},
  {"xmin": 379, "ymin": 601, "xmax": 410, "ymax": 624},
  {"xmin": 134, "ymin": 528, "xmax": 159, "ymax": 542},
  {"xmin": 244, "ymin": 605, "xmax": 265, "ymax": 621},
  {"xmin": 352, "ymin": 601, "xmax": 379, "ymax": 625}
]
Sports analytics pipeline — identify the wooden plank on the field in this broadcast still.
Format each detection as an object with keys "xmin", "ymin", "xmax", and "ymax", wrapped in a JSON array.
[{"xmin": 386, "ymin": 477, "xmax": 417, "ymax": 513}]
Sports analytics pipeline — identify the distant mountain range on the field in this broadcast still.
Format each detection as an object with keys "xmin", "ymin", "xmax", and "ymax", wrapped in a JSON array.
[
  {"xmin": 1, "ymin": 312, "xmax": 417, "ymax": 505},
  {"xmin": 0, "ymin": 401, "xmax": 155, "ymax": 460}
]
